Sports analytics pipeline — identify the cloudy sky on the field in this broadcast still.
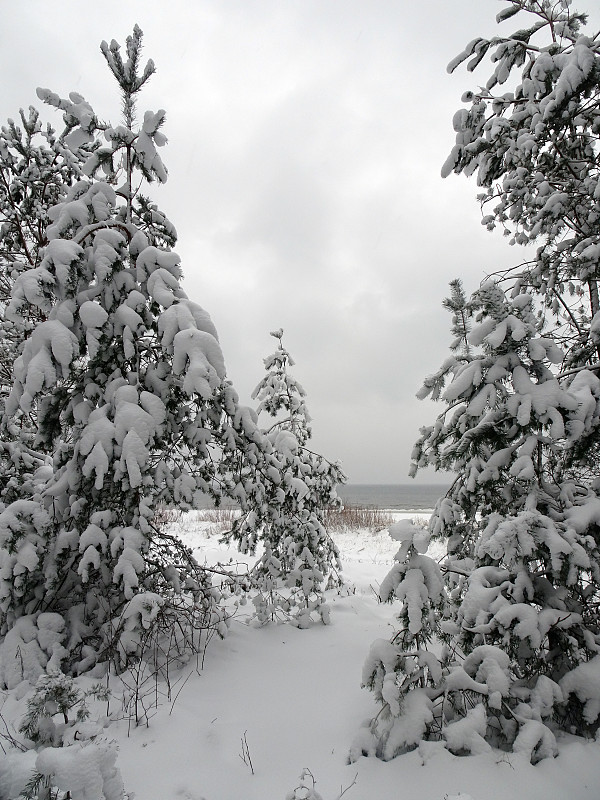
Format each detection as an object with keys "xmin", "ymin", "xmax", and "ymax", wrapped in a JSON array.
[{"xmin": 3, "ymin": 1, "xmax": 598, "ymax": 484}]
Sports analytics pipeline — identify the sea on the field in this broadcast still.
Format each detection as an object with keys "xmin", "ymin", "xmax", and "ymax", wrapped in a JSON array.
[
  {"xmin": 198, "ymin": 483, "xmax": 448, "ymax": 512},
  {"xmin": 337, "ymin": 484, "xmax": 448, "ymax": 514}
]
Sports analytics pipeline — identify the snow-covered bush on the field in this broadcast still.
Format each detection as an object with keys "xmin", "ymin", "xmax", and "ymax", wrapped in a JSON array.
[
  {"xmin": 224, "ymin": 330, "xmax": 345, "ymax": 626},
  {"xmin": 0, "ymin": 668, "xmax": 124, "ymax": 800},
  {"xmin": 352, "ymin": 519, "xmax": 446, "ymax": 761},
  {"xmin": 359, "ymin": 1, "xmax": 600, "ymax": 762},
  {"xmin": 284, "ymin": 768, "xmax": 357, "ymax": 800},
  {"xmin": 285, "ymin": 769, "xmax": 324, "ymax": 800},
  {"xmin": 0, "ymin": 26, "xmax": 264, "ymax": 681}
]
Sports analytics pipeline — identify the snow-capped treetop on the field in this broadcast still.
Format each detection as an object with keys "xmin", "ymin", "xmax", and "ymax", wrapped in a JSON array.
[
  {"xmin": 252, "ymin": 328, "xmax": 312, "ymax": 446},
  {"xmin": 443, "ymin": 0, "xmax": 600, "ymax": 370},
  {"xmin": 37, "ymin": 25, "xmax": 168, "ymax": 232}
]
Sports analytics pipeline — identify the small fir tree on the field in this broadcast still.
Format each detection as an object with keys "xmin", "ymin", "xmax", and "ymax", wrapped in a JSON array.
[
  {"xmin": 225, "ymin": 329, "xmax": 346, "ymax": 626},
  {"xmin": 0, "ymin": 669, "xmax": 124, "ymax": 800},
  {"xmin": 355, "ymin": 518, "xmax": 446, "ymax": 761}
]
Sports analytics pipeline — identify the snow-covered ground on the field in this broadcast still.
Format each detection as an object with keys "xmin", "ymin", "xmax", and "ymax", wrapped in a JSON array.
[{"xmin": 3, "ymin": 513, "xmax": 600, "ymax": 800}]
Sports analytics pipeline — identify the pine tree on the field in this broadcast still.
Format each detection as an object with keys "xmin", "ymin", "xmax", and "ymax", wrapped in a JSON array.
[
  {"xmin": 356, "ymin": 518, "xmax": 446, "ymax": 761},
  {"xmin": 225, "ymin": 330, "xmax": 346, "ymax": 626},
  {"xmin": 360, "ymin": 1, "xmax": 600, "ymax": 762},
  {"xmin": 0, "ymin": 26, "xmax": 263, "ymax": 681},
  {"xmin": 442, "ymin": 0, "xmax": 600, "ymax": 373}
]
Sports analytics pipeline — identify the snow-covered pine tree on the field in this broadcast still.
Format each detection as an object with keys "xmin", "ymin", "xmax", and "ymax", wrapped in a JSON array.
[
  {"xmin": 224, "ymin": 329, "xmax": 345, "ymax": 626},
  {"xmin": 359, "ymin": 1, "xmax": 600, "ymax": 762},
  {"xmin": 0, "ymin": 26, "xmax": 262, "ymax": 684},
  {"xmin": 0, "ymin": 670, "xmax": 125, "ymax": 800},
  {"xmin": 355, "ymin": 517, "xmax": 446, "ymax": 761},
  {"xmin": 442, "ymin": 0, "xmax": 600, "ymax": 374},
  {"xmin": 0, "ymin": 108, "xmax": 87, "ymax": 509}
]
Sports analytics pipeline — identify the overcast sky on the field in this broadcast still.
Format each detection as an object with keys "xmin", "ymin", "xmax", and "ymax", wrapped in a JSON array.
[{"xmin": 3, "ymin": 1, "xmax": 598, "ymax": 484}]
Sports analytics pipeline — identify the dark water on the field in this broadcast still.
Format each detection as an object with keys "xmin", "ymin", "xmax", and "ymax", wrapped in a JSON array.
[
  {"xmin": 337, "ymin": 484, "xmax": 448, "ymax": 513},
  {"xmin": 198, "ymin": 483, "xmax": 449, "ymax": 512}
]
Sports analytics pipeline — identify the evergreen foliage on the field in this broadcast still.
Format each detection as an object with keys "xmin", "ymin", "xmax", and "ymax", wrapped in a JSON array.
[
  {"xmin": 224, "ymin": 330, "xmax": 346, "ymax": 626},
  {"xmin": 359, "ymin": 0, "xmax": 600, "ymax": 762},
  {"xmin": 0, "ymin": 108, "xmax": 88, "ymax": 510},
  {"xmin": 0, "ymin": 27, "xmax": 264, "ymax": 681},
  {"xmin": 0, "ymin": 669, "xmax": 123, "ymax": 800}
]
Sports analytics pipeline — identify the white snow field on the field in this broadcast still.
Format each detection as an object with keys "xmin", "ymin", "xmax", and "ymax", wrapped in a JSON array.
[
  {"xmin": 3, "ymin": 512, "xmax": 600, "ymax": 800},
  {"xmin": 114, "ymin": 512, "xmax": 600, "ymax": 800}
]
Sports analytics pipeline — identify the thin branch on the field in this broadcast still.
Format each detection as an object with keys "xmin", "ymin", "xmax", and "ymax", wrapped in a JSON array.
[
  {"xmin": 558, "ymin": 361, "xmax": 600, "ymax": 378},
  {"xmin": 336, "ymin": 773, "xmax": 359, "ymax": 800}
]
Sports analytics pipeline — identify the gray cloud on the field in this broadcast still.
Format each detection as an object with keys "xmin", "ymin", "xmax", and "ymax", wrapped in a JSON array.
[{"xmin": 3, "ymin": 0, "xmax": 596, "ymax": 483}]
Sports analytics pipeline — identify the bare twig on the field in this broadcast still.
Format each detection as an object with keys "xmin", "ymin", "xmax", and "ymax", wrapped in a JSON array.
[
  {"xmin": 0, "ymin": 711, "xmax": 26, "ymax": 754},
  {"xmin": 169, "ymin": 671, "xmax": 194, "ymax": 716},
  {"xmin": 336, "ymin": 772, "xmax": 359, "ymax": 799},
  {"xmin": 239, "ymin": 730, "xmax": 255, "ymax": 775}
]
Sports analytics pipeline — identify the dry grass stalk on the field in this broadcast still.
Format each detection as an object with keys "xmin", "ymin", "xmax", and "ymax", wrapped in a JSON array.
[{"xmin": 323, "ymin": 505, "xmax": 395, "ymax": 533}]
